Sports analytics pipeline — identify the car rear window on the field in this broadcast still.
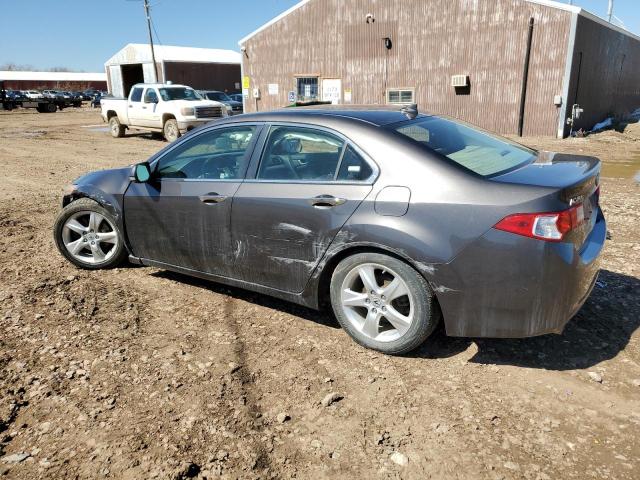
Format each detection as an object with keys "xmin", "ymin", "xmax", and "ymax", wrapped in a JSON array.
[{"xmin": 387, "ymin": 116, "xmax": 535, "ymax": 177}]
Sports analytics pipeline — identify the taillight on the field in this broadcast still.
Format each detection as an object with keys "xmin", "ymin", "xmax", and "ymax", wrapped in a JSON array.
[{"xmin": 494, "ymin": 204, "xmax": 585, "ymax": 242}]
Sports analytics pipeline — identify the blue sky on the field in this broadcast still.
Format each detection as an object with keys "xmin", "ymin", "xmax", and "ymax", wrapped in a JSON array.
[{"xmin": 0, "ymin": 0, "xmax": 638, "ymax": 72}]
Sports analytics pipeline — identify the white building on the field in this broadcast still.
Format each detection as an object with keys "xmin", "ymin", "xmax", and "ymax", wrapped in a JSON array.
[{"xmin": 104, "ymin": 43, "xmax": 242, "ymax": 97}]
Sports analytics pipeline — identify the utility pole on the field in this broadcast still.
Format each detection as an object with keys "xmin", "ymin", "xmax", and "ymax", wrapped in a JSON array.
[
  {"xmin": 143, "ymin": 0, "xmax": 158, "ymax": 82},
  {"xmin": 607, "ymin": 0, "xmax": 614, "ymax": 23}
]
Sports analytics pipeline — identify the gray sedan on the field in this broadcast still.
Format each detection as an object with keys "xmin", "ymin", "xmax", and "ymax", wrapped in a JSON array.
[{"xmin": 53, "ymin": 106, "xmax": 606, "ymax": 354}]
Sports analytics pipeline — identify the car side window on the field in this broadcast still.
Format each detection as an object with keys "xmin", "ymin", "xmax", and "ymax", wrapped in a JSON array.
[
  {"xmin": 156, "ymin": 126, "xmax": 256, "ymax": 180},
  {"xmin": 257, "ymin": 126, "xmax": 345, "ymax": 181},
  {"xmin": 144, "ymin": 89, "xmax": 158, "ymax": 103},
  {"xmin": 130, "ymin": 87, "xmax": 143, "ymax": 102},
  {"xmin": 337, "ymin": 145, "xmax": 373, "ymax": 181}
]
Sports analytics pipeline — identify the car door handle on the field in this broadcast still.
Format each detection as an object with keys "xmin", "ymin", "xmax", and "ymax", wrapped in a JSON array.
[
  {"xmin": 142, "ymin": 106, "xmax": 147, "ymax": 109},
  {"xmin": 308, "ymin": 195, "xmax": 346, "ymax": 208},
  {"xmin": 199, "ymin": 193, "xmax": 228, "ymax": 204}
]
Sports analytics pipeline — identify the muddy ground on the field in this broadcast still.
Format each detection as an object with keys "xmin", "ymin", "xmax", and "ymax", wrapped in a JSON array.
[{"xmin": 0, "ymin": 109, "xmax": 638, "ymax": 480}]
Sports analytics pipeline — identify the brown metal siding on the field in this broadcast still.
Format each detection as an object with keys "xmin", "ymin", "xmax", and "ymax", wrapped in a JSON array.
[
  {"xmin": 163, "ymin": 62, "xmax": 241, "ymax": 92},
  {"xmin": 566, "ymin": 15, "xmax": 640, "ymax": 133},
  {"xmin": 241, "ymin": 0, "xmax": 571, "ymax": 136}
]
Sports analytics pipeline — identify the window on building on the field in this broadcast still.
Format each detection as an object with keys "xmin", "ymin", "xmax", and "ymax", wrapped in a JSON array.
[
  {"xmin": 386, "ymin": 88, "xmax": 415, "ymax": 104},
  {"xmin": 296, "ymin": 77, "xmax": 319, "ymax": 101}
]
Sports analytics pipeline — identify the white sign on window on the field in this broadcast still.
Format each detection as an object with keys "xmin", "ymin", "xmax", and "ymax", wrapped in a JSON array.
[
  {"xmin": 268, "ymin": 83, "xmax": 279, "ymax": 95},
  {"xmin": 304, "ymin": 84, "xmax": 312, "ymax": 98},
  {"xmin": 322, "ymin": 78, "xmax": 341, "ymax": 104}
]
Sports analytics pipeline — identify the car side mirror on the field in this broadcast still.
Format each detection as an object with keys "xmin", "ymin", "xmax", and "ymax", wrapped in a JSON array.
[{"xmin": 133, "ymin": 162, "xmax": 151, "ymax": 182}]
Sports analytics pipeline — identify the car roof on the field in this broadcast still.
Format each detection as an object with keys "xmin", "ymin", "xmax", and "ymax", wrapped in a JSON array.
[{"xmin": 229, "ymin": 105, "xmax": 430, "ymax": 127}]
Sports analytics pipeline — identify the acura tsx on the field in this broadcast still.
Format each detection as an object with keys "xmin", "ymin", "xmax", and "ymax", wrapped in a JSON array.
[{"xmin": 54, "ymin": 106, "xmax": 606, "ymax": 354}]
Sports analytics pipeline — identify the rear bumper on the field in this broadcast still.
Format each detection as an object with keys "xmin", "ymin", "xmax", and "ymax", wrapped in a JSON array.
[{"xmin": 434, "ymin": 209, "xmax": 606, "ymax": 338}]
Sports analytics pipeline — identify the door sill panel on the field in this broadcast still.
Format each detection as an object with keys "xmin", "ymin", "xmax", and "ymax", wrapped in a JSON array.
[{"xmin": 132, "ymin": 257, "xmax": 317, "ymax": 309}]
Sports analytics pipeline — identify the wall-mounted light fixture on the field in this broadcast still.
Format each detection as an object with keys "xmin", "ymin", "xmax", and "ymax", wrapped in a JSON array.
[
  {"xmin": 384, "ymin": 37, "xmax": 392, "ymax": 50},
  {"xmin": 366, "ymin": 13, "xmax": 375, "ymax": 24}
]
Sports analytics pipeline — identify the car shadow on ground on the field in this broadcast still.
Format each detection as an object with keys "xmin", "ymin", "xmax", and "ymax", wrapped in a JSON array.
[
  {"xmin": 413, "ymin": 269, "xmax": 640, "ymax": 370},
  {"xmin": 152, "ymin": 268, "xmax": 638, "ymax": 370},
  {"xmin": 151, "ymin": 270, "xmax": 341, "ymax": 329}
]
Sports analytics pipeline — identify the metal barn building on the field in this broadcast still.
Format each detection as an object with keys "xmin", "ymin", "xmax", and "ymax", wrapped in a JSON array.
[
  {"xmin": 105, "ymin": 44, "xmax": 242, "ymax": 98},
  {"xmin": 239, "ymin": 0, "xmax": 640, "ymax": 137},
  {"xmin": 0, "ymin": 71, "xmax": 107, "ymax": 91}
]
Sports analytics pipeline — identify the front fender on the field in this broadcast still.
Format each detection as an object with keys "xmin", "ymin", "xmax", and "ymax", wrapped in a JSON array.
[{"xmin": 63, "ymin": 183, "xmax": 131, "ymax": 253}]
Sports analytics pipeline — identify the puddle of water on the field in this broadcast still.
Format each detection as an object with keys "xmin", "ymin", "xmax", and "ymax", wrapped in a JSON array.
[
  {"xmin": 86, "ymin": 126, "xmax": 110, "ymax": 133},
  {"xmin": 600, "ymin": 156, "xmax": 640, "ymax": 181}
]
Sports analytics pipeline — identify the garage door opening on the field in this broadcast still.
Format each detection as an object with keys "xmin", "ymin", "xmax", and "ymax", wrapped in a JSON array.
[{"xmin": 121, "ymin": 64, "xmax": 144, "ymax": 97}]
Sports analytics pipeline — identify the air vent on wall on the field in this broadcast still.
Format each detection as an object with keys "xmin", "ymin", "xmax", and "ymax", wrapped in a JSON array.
[{"xmin": 451, "ymin": 75, "xmax": 469, "ymax": 88}]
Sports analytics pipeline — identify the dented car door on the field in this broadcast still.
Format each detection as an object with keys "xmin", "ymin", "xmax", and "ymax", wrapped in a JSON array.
[
  {"xmin": 124, "ymin": 125, "xmax": 261, "ymax": 276},
  {"xmin": 230, "ymin": 124, "xmax": 376, "ymax": 293}
]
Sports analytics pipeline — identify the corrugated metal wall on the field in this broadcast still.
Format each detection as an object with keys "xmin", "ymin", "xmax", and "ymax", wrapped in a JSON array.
[
  {"xmin": 566, "ymin": 15, "xmax": 640, "ymax": 133},
  {"xmin": 241, "ymin": 0, "xmax": 572, "ymax": 136},
  {"xmin": 163, "ymin": 62, "xmax": 241, "ymax": 92}
]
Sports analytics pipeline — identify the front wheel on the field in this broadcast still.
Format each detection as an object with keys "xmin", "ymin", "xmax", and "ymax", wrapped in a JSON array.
[
  {"xmin": 330, "ymin": 253, "xmax": 440, "ymax": 355},
  {"xmin": 163, "ymin": 118, "xmax": 181, "ymax": 142},
  {"xmin": 53, "ymin": 198, "xmax": 127, "ymax": 270}
]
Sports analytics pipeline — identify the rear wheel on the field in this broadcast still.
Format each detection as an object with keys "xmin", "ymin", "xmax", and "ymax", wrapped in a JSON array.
[
  {"xmin": 53, "ymin": 198, "xmax": 127, "ymax": 270},
  {"xmin": 330, "ymin": 253, "xmax": 439, "ymax": 355},
  {"xmin": 109, "ymin": 116, "xmax": 125, "ymax": 138},
  {"xmin": 163, "ymin": 118, "xmax": 181, "ymax": 142}
]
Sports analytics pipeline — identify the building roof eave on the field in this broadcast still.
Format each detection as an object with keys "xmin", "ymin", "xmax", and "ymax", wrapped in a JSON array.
[{"xmin": 238, "ymin": 0, "xmax": 311, "ymax": 46}]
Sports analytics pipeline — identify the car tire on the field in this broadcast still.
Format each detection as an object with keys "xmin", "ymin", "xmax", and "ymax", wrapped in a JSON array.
[
  {"xmin": 330, "ymin": 252, "xmax": 440, "ymax": 355},
  {"xmin": 53, "ymin": 198, "xmax": 127, "ymax": 270},
  {"xmin": 46, "ymin": 103, "xmax": 57, "ymax": 113},
  {"xmin": 109, "ymin": 116, "xmax": 125, "ymax": 138},
  {"xmin": 163, "ymin": 118, "xmax": 181, "ymax": 142}
]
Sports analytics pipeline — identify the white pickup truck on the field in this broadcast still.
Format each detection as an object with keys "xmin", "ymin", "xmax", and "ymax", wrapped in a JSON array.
[{"xmin": 101, "ymin": 83, "xmax": 228, "ymax": 142}]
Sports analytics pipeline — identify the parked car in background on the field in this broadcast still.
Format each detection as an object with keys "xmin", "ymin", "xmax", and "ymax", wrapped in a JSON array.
[
  {"xmin": 23, "ymin": 90, "xmax": 44, "ymax": 99},
  {"xmin": 42, "ymin": 90, "xmax": 60, "ymax": 99},
  {"xmin": 100, "ymin": 83, "xmax": 228, "ymax": 142},
  {"xmin": 53, "ymin": 106, "xmax": 606, "ymax": 355},
  {"xmin": 228, "ymin": 93, "xmax": 243, "ymax": 103},
  {"xmin": 90, "ymin": 92, "xmax": 103, "ymax": 108},
  {"xmin": 200, "ymin": 90, "xmax": 243, "ymax": 115}
]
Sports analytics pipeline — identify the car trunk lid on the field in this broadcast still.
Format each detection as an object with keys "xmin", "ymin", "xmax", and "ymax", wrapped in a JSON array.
[{"xmin": 491, "ymin": 151, "xmax": 601, "ymax": 247}]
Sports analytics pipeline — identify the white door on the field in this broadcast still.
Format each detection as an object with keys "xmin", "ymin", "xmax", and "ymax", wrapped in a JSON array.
[{"xmin": 322, "ymin": 78, "xmax": 342, "ymax": 104}]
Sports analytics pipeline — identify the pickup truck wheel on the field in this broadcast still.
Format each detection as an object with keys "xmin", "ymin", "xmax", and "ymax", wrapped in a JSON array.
[
  {"xmin": 109, "ymin": 117, "xmax": 125, "ymax": 138},
  {"xmin": 46, "ymin": 103, "xmax": 57, "ymax": 113},
  {"xmin": 163, "ymin": 119, "xmax": 181, "ymax": 142}
]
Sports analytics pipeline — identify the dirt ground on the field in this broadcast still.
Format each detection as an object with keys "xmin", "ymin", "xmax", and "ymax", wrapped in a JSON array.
[{"xmin": 0, "ymin": 108, "xmax": 638, "ymax": 480}]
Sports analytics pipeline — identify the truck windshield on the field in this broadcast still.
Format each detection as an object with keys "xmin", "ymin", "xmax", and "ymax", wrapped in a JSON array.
[
  {"xmin": 387, "ymin": 116, "xmax": 535, "ymax": 177},
  {"xmin": 159, "ymin": 87, "xmax": 201, "ymax": 101}
]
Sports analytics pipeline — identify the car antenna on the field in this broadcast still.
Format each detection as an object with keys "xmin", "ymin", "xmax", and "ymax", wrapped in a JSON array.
[{"xmin": 401, "ymin": 103, "xmax": 418, "ymax": 120}]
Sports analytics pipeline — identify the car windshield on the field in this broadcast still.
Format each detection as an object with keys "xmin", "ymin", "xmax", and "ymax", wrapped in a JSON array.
[
  {"xmin": 159, "ymin": 87, "xmax": 201, "ymax": 101},
  {"xmin": 206, "ymin": 91, "xmax": 230, "ymax": 101},
  {"xmin": 387, "ymin": 116, "xmax": 536, "ymax": 177}
]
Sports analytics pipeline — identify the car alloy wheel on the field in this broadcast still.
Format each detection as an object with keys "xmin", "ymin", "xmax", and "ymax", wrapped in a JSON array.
[
  {"xmin": 61, "ymin": 211, "xmax": 119, "ymax": 265},
  {"xmin": 340, "ymin": 262, "xmax": 414, "ymax": 342}
]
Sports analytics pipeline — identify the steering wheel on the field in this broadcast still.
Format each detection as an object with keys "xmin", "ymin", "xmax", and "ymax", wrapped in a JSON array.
[
  {"xmin": 197, "ymin": 157, "xmax": 224, "ymax": 179},
  {"xmin": 274, "ymin": 155, "xmax": 299, "ymax": 179}
]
